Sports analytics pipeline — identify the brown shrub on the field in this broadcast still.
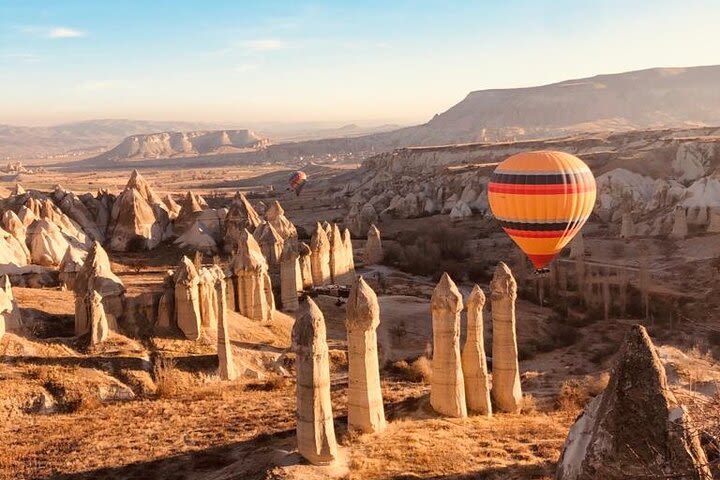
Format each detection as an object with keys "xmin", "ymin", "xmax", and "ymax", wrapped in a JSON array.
[
  {"xmin": 153, "ymin": 356, "xmax": 180, "ymax": 398},
  {"xmin": 556, "ymin": 373, "xmax": 609, "ymax": 413},
  {"xmin": 389, "ymin": 357, "xmax": 432, "ymax": 384}
]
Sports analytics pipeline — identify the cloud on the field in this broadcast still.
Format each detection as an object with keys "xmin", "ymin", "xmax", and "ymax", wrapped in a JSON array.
[
  {"xmin": 48, "ymin": 27, "xmax": 85, "ymax": 38},
  {"xmin": 238, "ymin": 39, "xmax": 286, "ymax": 51}
]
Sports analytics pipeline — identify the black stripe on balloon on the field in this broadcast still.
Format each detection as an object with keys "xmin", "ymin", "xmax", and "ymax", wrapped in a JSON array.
[
  {"xmin": 490, "ymin": 172, "xmax": 590, "ymax": 185},
  {"xmin": 499, "ymin": 219, "xmax": 584, "ymax": 231}
]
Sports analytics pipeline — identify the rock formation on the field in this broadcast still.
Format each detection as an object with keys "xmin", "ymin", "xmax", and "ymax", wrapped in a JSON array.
[
  {"xmin": 707, "ymin": 206, "xmax": 720, "ymax": 233},
  {"xmin": 461, "ymin": 285, "xmax": 491, "ymax": 416},
  {"xmin": 556, "ymin": 325, "xmax": 711, "ymax": 480},
  {"xmin": 174, "ymin": 220, "xmax": 217, "ymax": 253},
  {"xmin": 342, "ymin": 228, "xmax": 355, "ymax": 274},
  {"xmin": 58, "ymin": 246, "xmax": 86, "ymax": 290},
  {"xmin": 215, "ymin": 266, "xmax": 236, "ymax": 381},
  {"xmin": 73, "ymin": 242, "xmax": 124, "ymax": 331},
  {"xmin": 198, "ymin": 267, "xmax": 218, "ymax": 330},
  {"xmin": 345, "ymin": 276, "xmax": 386, "ymax": 433},
  {"xmin": 430, "ymin": 273, "xmax": 467, "ymax": 418},
  {"xmin": 173, "ymin": 256, "xmax": 202, "ymax": 340},
  {"xmin": 83, "ymin": 286, "xmax": 109, "ymax": 347},
  {"xmin": 254, "ymin": 221, "xmax": 284, "ymax": 275},
  {"xmin": 292, "ymin": 297, "xmax": 338, "ymax": 465},
  {"xmin": 490, "ymin": 262, "xmax": 522, "ymax": 413},
  {"xmin": 229, "ymin": 230, "xmax": 274, "ymax": 323},
  {"xmin": 310, "ymin": 223, "xmax": 331, "ymax": 286},
  {"xmin": 26, "ymin": 219, "xmax": 71, "ymax": 266},
  {"xmin": 329, "ymin": 224, "xmax": 354, "ymax": 285},
  {"xmin": 265, "ymin": 200, "xmax": 297, "ymax": 240},
  {"xmin": 298, "ymin": 242, "xmax": 314, "ymax": 289},
  {"xmin": 280, "ymin": 240, "xmax": 302, "ymax": 311},
  {"xmin": 0, "ymin": 275, "xmax": 22, "ymax": 331},
  {"xmin": 107, "ymin": 170, "xmax": 169, "ymax": 251},
  {"xmin": 224, "ymin": 192, "xmax": 261, "ymax": 253},
  {"xmin": 569, "ymin": 230, "xmax": 585, "ymax": 259},
  {"xmin": 156, "ymin": 270, "xmax": 175, "ymax": 330},
  {"xmin": 619, "ymin": 213, "xmax": 634, "ymax": 238},
  {"xmin": 669, "ymin": 205, "xmax": 688, "ymax": 239},
  {"xmin": 364, "ymin": 224, "xmax": 383, "ymax": 265}
]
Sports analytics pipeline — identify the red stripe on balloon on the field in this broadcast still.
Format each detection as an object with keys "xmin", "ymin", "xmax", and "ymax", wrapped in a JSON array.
[{"xmin": 527, "ymin": 253, "xmax": 557, "ymax": 269}]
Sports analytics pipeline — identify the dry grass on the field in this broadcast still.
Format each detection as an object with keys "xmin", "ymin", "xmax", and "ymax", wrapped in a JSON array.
[
  {"xmin": 555, "ymin": 373, "xmax": 609, "ymax": 413},
  {"xmin": 389, "ymin": 356, "xmax": 432, "ymax": 384}
]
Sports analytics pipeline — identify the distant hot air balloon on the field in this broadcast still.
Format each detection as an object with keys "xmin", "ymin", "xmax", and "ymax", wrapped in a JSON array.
[
  {"xmin": 288, "ymin": 170, "xmax": 308, "ymax": 196},
  {"xmin": 488, "ymin": 151, "xmax": 596, "ymax": 273}
]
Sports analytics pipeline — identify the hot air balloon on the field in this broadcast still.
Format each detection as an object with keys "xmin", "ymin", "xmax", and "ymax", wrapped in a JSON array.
[
  {"xmin": 288, "ymin": 170, "xmax": 307, "ymax": 196},
  {"xmin": 488, "ymin": 151, "xmax": 596, "ymax": 274}
]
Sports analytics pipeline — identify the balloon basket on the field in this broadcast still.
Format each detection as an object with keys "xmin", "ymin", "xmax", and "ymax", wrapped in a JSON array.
[{"xmin": 533, "ymin": 268, "xmax": 550, "ymax": 277}]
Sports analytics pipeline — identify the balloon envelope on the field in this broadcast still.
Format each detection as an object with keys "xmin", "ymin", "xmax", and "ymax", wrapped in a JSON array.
[
  {"xmin": 488, "ymin": 151, "xmax": 596, "ymax": 269},
  {"xmin": 288, "ymin": 171, "xmax": 307, "ymax": 194}
]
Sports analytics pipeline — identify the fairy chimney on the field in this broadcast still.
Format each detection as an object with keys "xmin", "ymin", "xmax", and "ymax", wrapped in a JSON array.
[
  {"xmin": 156, "ymin": 270, "xmax": 175, "ymax": 331},
  {"xmin": 280, "ymin": 240, "xmax": 303, "ymax": 312},
  {"xmin": 292, "ymin": 297, "xmax": 338, "ymax": 465},
  {"xmin": 430, "ymin": 273, "xmax": 467, "ymax": 418},
  {"xmin": 345, "ymin": 276, "xmax": 386, "ymax": 433},
  {"xmin": 556, "ymin": 325, "xmax": 711, "ymax": 479},
  {"xmin": 364, "ymin": 224, "xmax": 383, "ymax": 265},
  {"xmin": 0, "ymin": 275, "xmax": 22, "ymax": 332},
  {"xmin": 174, "ymin": 256, "xmax": 202, "ymax": 340},
  {"xmin": 298, "ymin": 242, "xmax": 314, "ymax": 289},
  {"xmin": 198, "ymin": 267, "xmax": 219, "ymax": 331},
  {"xmin": 462, "ymin": 285, "xmax": 492, "ymax": 416},
  {"xmin": 490, "ymin": 262, "xmax": 522, "ymax": 413},
  {"xmin": 669, "ymin": 205, "xmax": 688, "ymax": 240},
  {"xmin": 265, "ymin": 200, "xmax": 297, "ymax": 240},
  {"xmin": 229, "ymin": 230, "xmax": 274, "ymax": 323},
  {"xmin": 215, "ymin": 266, "xmax": 236, "ymax": 381},
  {"xmin": 310, "ymin": 223, "xmax": 331, "ymax": 286}
]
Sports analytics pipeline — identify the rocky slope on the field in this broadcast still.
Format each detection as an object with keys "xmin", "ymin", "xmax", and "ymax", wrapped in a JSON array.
[{"xmin": 338, "ymin": 126, "xmax": 720, "ymax": 239}]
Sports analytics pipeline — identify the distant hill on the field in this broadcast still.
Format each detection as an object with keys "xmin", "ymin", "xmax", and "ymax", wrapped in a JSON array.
[
  {"xmin": 394, "ymin": 65, "xmax": 720, "ymax": 145},
  {"xmin": 92, "ymin": 129, "xmax": 269, "ymax": 162},
  {"xmin": 0, "ymin": 119, "xmax": 225, "ymax": 158}
]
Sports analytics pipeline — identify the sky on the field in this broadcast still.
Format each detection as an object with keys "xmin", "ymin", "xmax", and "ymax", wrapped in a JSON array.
[{"xmin": 1, "ymin": 0, "xmax": 720, "ymax": 127}]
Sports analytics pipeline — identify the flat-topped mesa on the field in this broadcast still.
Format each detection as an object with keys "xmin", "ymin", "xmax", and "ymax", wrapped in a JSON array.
[
  {"xmin": 669, "ymin": 205, "xmax": 688, "ymax": 240},
  {"xmin": 292, "ymin": 297, "xmax": 338, "ymax": 465},
  {"xmin": 556, "ymin": 325, "xmax": 711, "ymax": 480},
  {"xmin": 280, "ymin": 239, "xmax": 302, "ymax": 312},
  {"xmin": 346, "ymin": 276, "xmax": 386, "ymax": 433},
  {"xmin": 173, "ymin": 256, "xmax": 202, "ymax": 340},
  {"xmin": 224, "ymin": 192, "xmax": 262, "ymax": 253},
  {"xmin": 0, "ymin": 275, "xmax": 22, "ymax": 332},
  {"xmin": 490, "ymin": 262, "xmax": 522, "ymax": 413},
  {"xmin": 108, "ymin": 170, "xmax": 169, "ymax": 251},
  {"xmin": 430, "ymin": 273, "xmax": 467, "ymax": 418},
  {"xmin": 197, "ymin": 267, "xmax": 219, "ymax": 331},
  {"xmin": 229, "ymin": 230, "xmax": 274, "ymax": 323},
  {"xmin": 364, "ymin": 224, "xmax": 383, "ymax": 265},
  {"xmin": 310, "ymin": 223, "xmax": 331, "ymax": 286},
  {"xmin": 462, "ymin": 285, "xmax": 492, "ymax": 416},
  {"xmin": 73, "ymin": 241, "xmax": 125, "ymax": 332},
  {"xmin": 265, "ymin": 200, "xmax": 297, "ymax": 240},
  {"xmin": 214, "ymin": 265, "xmax": 236, "ymax": 380},
  {"xmin": 298, "ymin": 242, "xmax": 314, "ymax": 289}
]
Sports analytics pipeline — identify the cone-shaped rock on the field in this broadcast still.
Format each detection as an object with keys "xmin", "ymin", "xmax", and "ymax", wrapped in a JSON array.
[
  {"xmin": 430, "ymin": 273, "xmax": 467, "ymax": 418},
  {"xmin": 0, "ymin": 275, "xmax": 22, "ymax": 332},
  {"xmin": 556, "ymin": 325, "xmax": 711, "ymax": 479},
  {"xmin": 215, "ymin": 266, "xmax": 236, "ymax": 380},
  {"xmin": 280, "ymin": 239, "xmax": 302, "ymax": 311},
  {"xmin": 364, "ymin": 224, "xmax": 383, "ymax": 265},
  {"xmin": 265, "ymin": 200, "xmax": 297, "ymax": 240},
  {"xmin": 174, "ymin": 256, "xmax": 202, "ymax": 340},
  {"xmin": 292, "ymin": 297, "xmax": 338, "ymax": 465},
  {"xmin": 490, "ymin": 262, "xmax": 522, "ymax": 413},
  {"xmin": 229, "ymin": 229, "xmax": 274, "ymax": 322},
  {"xmin": 74, "ymin": 241, "xmax": 124, "ymax": 331},
  {"xmin": 310, "ymin": 223, "xmax": 331, "ymax": 286},
  {"xmin": 345, "ymin": 276, "xmax": 386, "ymax": 433},
  {"xmin": 298, "ymin": 242, "xmax": 313, "ymax": 289},
  {"xmin": 224, "ymin": 192, "xmax": 262, "ymax": 253},
  {"xmin": 86, "ymin": 287, "xmax": 109, "ymax": 347},
  {"xmin": 462, "ymin": 285, "xmax": 492, "ymax": 416}
]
